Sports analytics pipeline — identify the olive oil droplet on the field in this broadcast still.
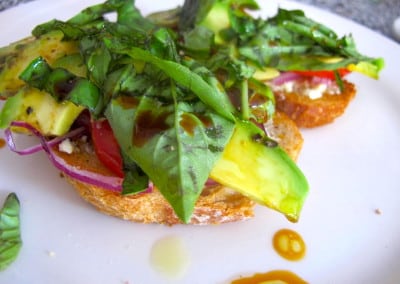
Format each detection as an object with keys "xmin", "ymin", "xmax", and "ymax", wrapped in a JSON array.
[{"xmin": 150, "ymin": 236, "xmax": 190, "ymax": 280}]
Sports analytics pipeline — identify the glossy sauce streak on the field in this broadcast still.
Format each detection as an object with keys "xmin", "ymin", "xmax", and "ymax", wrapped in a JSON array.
[
  {"xmin": 197, "ymin": 114, "xmax": 213, "ymax": 128},
  {"xmin": 0, "ymin": 138, "xmax": 5, "ymax": 149},
  {"xmin": 249, "ymin": 93, "xmax": 268, "ymax": 106},
  {"xmin": 150, "ymin": 236, "xmax": 190, "ymax": 280},
  {"xmin": 180, "ymin": 113, "xmax": 197, "ymax": 136},
  {"xmin": 116, "ymin": 95, "xmax": 139, "ymax": 109},
  {"xmin": 54, "ymin": 78, "xmax": 77, "ymax": 99},
  {"xmin": 273, "ymin": 229, "xmax": 306, "ymax": 261},
  {"xmin": 231, "ymin": 270, "xmax": 308, "ymax": 284},
  {"xmin": 132, "ymin": 110, "xmax": 170, "ymax": 147}
]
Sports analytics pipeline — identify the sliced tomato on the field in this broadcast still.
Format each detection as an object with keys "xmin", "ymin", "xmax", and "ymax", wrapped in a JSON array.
[
  {"xmin": 91, "ymin": 119, "xmax": 124, "ymax": 177},
  {"xmin": 293, "ymin": 69, "xmax": 351, "ymax": 80}
]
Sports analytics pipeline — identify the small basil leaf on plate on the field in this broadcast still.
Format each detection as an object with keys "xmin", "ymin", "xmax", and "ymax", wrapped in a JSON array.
[{"xmin": 0, "ymin": 193, "xmax": 22, "ymax": 271}]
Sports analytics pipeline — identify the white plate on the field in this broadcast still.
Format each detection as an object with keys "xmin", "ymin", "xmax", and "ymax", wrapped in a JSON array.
[{"xmin": 1, "ymin": 1, "xmax": 400, "ymax": 283}]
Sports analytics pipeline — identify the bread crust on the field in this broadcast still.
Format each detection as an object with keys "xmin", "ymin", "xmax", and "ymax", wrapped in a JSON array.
[
  {"xmin": 55, "ymin": 111, "xmax": 303, "ymax": 225},
  {"xmin": 67, "ymin": 177, "xmax": 255, "ymax": 225},
  {"xmin": 274, "ymin": 80, "xmax": 356, "ymax": 128}
]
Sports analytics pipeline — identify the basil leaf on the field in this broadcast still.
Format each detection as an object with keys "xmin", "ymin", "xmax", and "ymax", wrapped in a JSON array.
[
  {"xmin": 148, "ymin": 28, "xmax": 180, "ymax": 61},
  {"xmin": 19, "ymin": 57, "xmax": 103, "ymax": 115},
  {"xmin": 0, "ymin": 193, "xmax": 22, "ymax": 271},
  {"xmin": 18, "ymin": 56, "xmax": 52, "ymax": 89},
  {"xmin": 33, "ymin": 0, "xmax": 153, "ymax": 40},
  {"xmin": 32, "ymin": 20, "xmax": 85, "ymax": 40},
  {"xmin": 121, "ymin": 151, "xmax": 149, "ymax": 195},
  {"xmin": 133, "ymin": 95, "xmax": 235, "ymax": 223},
  {"xmin": 67, "ymin": 1, "xmax": 124, "ymax": 26},
  {"xmin": 179, "ymin": 0, "xmax": 216, "ymax": 30},
  {"xmin": 68, "ymin": 79, "xmax": 104, "ymax": 115},
  {"xmin": 106, "ymin": 84, "xmax": 235, "ymax": 223},
  {"xmin": 147, "ymin": 7, "xmax": 181, "ymax": 28},
  {"xmin": 209, "ymin": 6, "xmax": 384, "ymax": 79},
  {"xmin": 80, "ymin": 37, "xmax": 112, "ymax": 87},
  {"xmin": 104, "ymin": 39, "xmax": 236, "ymax": 121},
  {"xmin": 229, "ymin": 8, "xmax": 257, "ymax": 41},
  {"xmin": 116, "ymin": 0, "xmax": 155, "ymax": 32},
  {"xmin": 181, "ymin": 26, "xmax": 214, "ymax": 58}
]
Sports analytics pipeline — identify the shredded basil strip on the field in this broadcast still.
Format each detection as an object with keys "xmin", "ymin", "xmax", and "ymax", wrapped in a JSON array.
[
  {"xmin": 0, "ymin": 193, "xmax": 22, "ymax": 271},
  {"xmin": 19, "ymin": 57, "xmax": 103, "ymax": 116},
  {"xmin": 232, "ymin": 8, "xmax": 384, "ymax": 77},
  {"xmin": 104, "ymin": 39, "xmax": 236, "ymax": 122},
  {"xmin": 120, "ymin": 150, "xmax": 149, "ymax": 195}
]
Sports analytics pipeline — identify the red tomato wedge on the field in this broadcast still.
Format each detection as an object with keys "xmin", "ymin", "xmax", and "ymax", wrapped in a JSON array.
[
  {"xmin": 91, "ymin": 119, "xmax": 124, "ymax": 177},
  {"xmin": 293, "ymin": 69, "xmax": 350, "ymax": 80}
]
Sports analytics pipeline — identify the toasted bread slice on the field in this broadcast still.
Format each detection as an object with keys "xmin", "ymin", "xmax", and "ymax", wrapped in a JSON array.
[
  {"xmin": 274, "ymin": 80, "xmax": 356, "ymax": 128},
  {"xmin": 264, "ymin": 111, "xmax": 303, "ymax": 161},
  {"xmin": 55, "ymin": 111, "xmax": 303, "ymax": 225}
]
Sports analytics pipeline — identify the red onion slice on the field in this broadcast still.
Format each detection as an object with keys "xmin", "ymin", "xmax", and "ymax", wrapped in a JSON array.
[
  {"xmin": 309, "ymin": 76, "xmax": 336, "ymax": 86},
  {"xmin": 5, "ymin": 121, "xmax": 123, "ymax": 192},
  {"xmin": 205, "ymin": 178, "xmax": 219, "ymax": 187},
  {"xmin": 271, "ymin": 72, "xmax": 302, "ymax": 85},
  {"xmin": 271, "ymin": 71, "xmax": 336, "ymax": 86},
  {"xmin": 5, "ymin": 125, "xmax": 85, "ymax": 155}
]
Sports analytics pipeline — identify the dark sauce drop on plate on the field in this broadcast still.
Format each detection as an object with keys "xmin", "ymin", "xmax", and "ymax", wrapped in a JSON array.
[
  {"xmin": 231, "ymin": 269, "xmax": 308, "ymax": 284},
  {"xmin": 272, "ymin": 228, "xmax": 306, "ymax": 261},
  {"xmin": 230, "ymin": 229, "xmax": 307, "ymax": 283},
  {"xmin": 0, "ymin": 138, "xmax": 5, "ymax": 149}
]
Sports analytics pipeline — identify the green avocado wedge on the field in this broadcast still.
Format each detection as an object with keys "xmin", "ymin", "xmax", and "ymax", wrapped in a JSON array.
[
  {"xmin": 0, "ymin": 31, "xmax": 79, "ymax": 98},
  {"xmin": 210, "ymin": 120, "xmax": 309, "ymax": 222},
  {"xmin": 0, "ymin": 87, "xmax": 84, "ymax": 136}
]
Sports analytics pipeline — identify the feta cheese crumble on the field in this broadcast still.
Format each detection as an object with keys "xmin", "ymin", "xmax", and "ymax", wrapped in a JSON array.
[{"xmin": 58, "ymin": 138, "xmax": 74, "ymax": 154}]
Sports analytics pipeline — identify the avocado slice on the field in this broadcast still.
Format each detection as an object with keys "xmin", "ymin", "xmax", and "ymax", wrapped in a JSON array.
[
  {"xmin": 210, "ymin": 120, "xmax": 308, "ymax": 221},
  {"xmin": 0, "ymin": 32, "xmax": 85, "ymax": 136},
  {"xmin": 0, "ymin": 30, "xmax": 79, "ymax": 98},
  {"xmin": 0, "ymin": 87, "xmax": 84, "ymax": 136},
  {"xmin": 198, "ymin": 1, "xmax": 230, "ymax": 44}
]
